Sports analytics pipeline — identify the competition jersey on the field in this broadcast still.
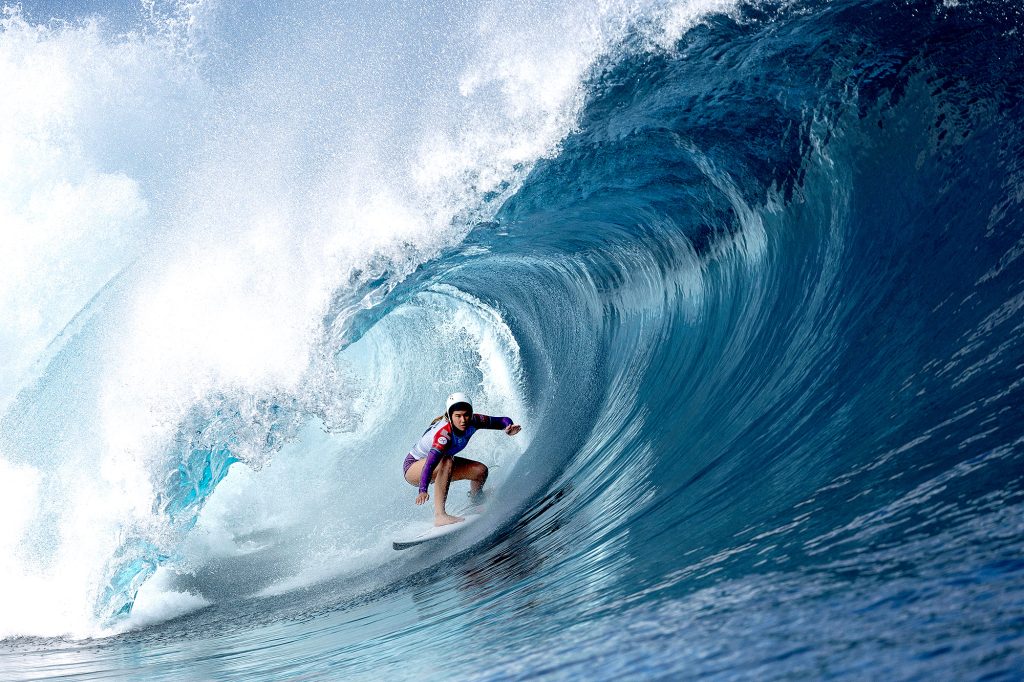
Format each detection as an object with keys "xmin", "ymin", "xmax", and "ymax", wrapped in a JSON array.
[{"xmin": 408, "ymin": 413, "xmax": 513, "ymax": 492}]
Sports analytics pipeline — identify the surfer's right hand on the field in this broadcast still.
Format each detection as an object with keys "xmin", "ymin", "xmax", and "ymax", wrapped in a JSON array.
[{"xmin": 416, "ymin": 492, "xmax": 429, "ymax": 505}]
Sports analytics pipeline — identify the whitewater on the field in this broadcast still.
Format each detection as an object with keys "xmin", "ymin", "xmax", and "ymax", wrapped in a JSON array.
[{"xmin": 2, "ymin": 0, "xmax": 1023, "ymax": 679}]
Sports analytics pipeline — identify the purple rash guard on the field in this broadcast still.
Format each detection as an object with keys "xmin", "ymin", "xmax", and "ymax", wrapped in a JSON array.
[{"xmin": 406, "ymin": 414, "xmax": 513, "ymax": 493}]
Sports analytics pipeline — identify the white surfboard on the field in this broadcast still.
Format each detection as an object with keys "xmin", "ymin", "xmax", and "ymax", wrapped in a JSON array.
[{"xmin": 392, "ymin": 514, "xmax": 481, "ymax": 550}]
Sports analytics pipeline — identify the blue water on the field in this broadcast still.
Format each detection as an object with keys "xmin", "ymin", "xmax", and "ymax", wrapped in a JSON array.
[{"xmin": 2, "ymin": 0, "xmax": 1023, "ymax": 678}]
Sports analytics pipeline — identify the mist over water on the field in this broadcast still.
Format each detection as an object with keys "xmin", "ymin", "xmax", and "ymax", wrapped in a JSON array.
[{"xmin": 2, "ymin": 0, "xmax": 1024, "ymax": 679}]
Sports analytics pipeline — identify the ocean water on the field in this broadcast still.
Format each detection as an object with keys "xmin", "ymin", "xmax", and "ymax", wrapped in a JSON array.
[{"xmin": 1, "ymin": 0, "xmax": 1023, "ymax": 678}]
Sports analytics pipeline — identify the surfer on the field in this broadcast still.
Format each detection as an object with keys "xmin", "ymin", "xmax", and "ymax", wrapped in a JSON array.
[{"xmin": 403, "ymin": 392, "xmax": 521, "ymax": 526}]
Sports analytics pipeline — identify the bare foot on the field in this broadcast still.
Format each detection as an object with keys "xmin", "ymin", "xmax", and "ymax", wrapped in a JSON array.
[{"xmin": 434, "ymin": 514, "xmax": 465, "ymax": 527}]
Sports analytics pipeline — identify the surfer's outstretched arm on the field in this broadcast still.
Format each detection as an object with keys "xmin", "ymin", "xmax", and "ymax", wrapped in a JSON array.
[
  {"xmin": 471, "ymin": 413, "xmax": 522, "ymax": 436},
  {"xmin": 471, "ymin": 414, "xmax": 514, "ymax": 430}
]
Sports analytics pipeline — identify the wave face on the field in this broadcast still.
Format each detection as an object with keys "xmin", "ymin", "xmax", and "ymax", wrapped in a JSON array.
[{"xmin": 3, "ymin": 0, "xmax": 1024, "ymax": 679}]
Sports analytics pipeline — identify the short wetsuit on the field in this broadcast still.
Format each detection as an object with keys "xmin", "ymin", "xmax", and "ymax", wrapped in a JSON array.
[{"xmin": 404, "ymin": 413, "xmax": 513, "ymax": 493}]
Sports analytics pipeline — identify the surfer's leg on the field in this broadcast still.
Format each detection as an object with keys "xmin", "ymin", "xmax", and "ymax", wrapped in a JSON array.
[
  {"xmin": 432, "ymin": 456, "xmax": 464, "ymax": 526},
  {"xmin": 405, "ymin": 457, "xmax": 472, "ymax": 488},
  {"xmin": 403, "ymin": 454, "xmax": 421, "ymax": 486},
  {"xmin": 451, "ymin": 457, "xmax": 488, "ymax": 496},
  {"xmin": 404, "ymin": 457, "xmax": 425, "ymax": 487}
]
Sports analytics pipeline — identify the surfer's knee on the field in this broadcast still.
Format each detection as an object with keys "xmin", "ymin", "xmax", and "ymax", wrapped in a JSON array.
[{"xmin": 476, "ymin": 462, "xmax": 488, "ymax": 484}]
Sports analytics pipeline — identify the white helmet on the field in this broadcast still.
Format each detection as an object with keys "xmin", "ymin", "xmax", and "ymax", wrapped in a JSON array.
[{"xmin": 445, "ymin": 392, "xmax": 473, "ymax": 418}]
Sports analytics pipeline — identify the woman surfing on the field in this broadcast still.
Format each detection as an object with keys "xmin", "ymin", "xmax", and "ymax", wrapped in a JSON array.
[{"xmin": 403, "ymin": 393, "xmax": 521, "ymax": 526}]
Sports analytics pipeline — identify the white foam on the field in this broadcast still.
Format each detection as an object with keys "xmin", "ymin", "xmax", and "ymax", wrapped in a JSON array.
[
  {"xmin": 0, "ymin": 12, "xmax": 155, "ymax": 410},
  {"xmin": 110, "ymin": 567, "xmax": 211, "ymax": 634},
  {"xmin": 644, "ymin": 0, "xmax": 745, "ymax": 52},
  {"xmin": 0, "ymin": 456, "xmax": 122, "ymax": 639},
  {"xmin": 0, "ymin": 458, "xmax": 39, "ymax": 558}
]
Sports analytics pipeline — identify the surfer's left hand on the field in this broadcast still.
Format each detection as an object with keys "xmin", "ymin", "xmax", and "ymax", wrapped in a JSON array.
[{"xmin": 505, "ymin": 424, "xmax": 521, "ymax": 436}]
